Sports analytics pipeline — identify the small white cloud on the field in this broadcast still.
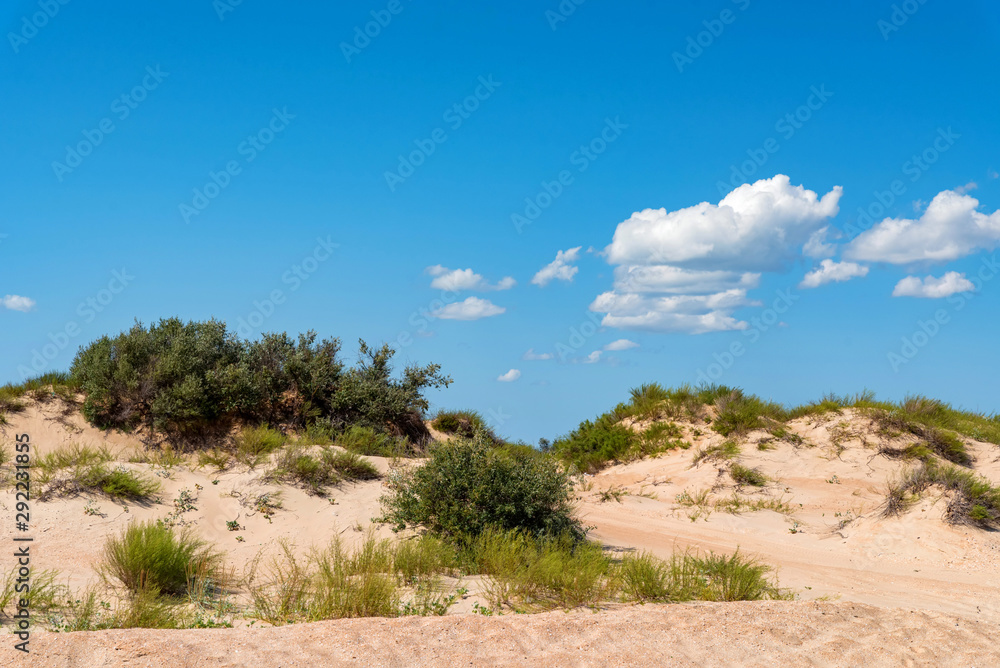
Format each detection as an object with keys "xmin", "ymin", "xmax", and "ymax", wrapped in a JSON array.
[
  {"xmin": 603, "ymin": 339, "xmax": 638, "ymax": 351},
  {"xmin": 532, "ymin": 247, "xmax": 582, "ymax": 287},
  {"xmin": 955, "ymin": 181, "xmax": 978, "ymax": 195},
  {"xmin": 522, "ymin": 348, "xmax": 553, "ymax": 361},
  {"xmin": 426, "ymin": 265, "xmax": 515, "ymax": 291},
  {"xmin": 2, "ymin": 295, "xmax": 36, "ymax": 312},
  {"xmin": 989, "ymin": 169, "xmax": 999, "ymax": 179},
  {"xmin": 892, "ymin": 272, "xmax": 975, "ymax": 298},
  {"xmin": 497, "ymin": 369, "xmax": 521, "ymax": 382},
  {"xmin": 431, "ymin": 297, "xmax": 506, "ymax": 320},
  {"xmin": 799, "ymin": 259, "xmax": 869, "ymax": 289},
  {"xmin": 584, "ymin": 351, "xmax": 602, "ymax": 364}
]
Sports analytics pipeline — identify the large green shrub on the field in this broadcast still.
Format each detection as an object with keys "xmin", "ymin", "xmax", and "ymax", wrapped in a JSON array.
[
  {"xmin": 380, "ymin": 433, "xmax": 584, "ymax": 541},
  {"xmin": 71, "ymin": 319, "xmax": 450, "ymax": 445}
]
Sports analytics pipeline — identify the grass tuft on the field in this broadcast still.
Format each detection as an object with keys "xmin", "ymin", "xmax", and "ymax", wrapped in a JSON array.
[
  {"xmin": 729, "ymin": 464, "xmax": 768, "ymax": 487},
  {"xmin": 99, "ymin": 520, "xmax": 224, "ymax": 596}
]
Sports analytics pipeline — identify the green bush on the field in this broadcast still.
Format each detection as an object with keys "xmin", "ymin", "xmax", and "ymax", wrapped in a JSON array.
[
  {"xmin": 99, "ymin": 521, "xmax": 223, "ymax": 596},
  {"xmin": 70, "ymin": 319, "xmax": 450, "ymax": 445},
  {"xmin": 380, "ymin": 433, "xmax": 584, "ymax": 541},
  {"xmin": 551, "ymin": 414, "xmax": 636, "ymax": 474}
]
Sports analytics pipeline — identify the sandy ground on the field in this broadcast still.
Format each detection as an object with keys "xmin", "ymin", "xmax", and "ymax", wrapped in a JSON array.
[
  {"xmin": 23, "ymin": 601, "xmax": 1000, "ymax": 667},
  {"xmin": 3, "ymin": 400, "xmax": 1000, "ymax": 666}
]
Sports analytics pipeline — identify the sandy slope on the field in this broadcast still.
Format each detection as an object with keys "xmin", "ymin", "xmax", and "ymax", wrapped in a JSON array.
[
  {"xmin": 24, "ymin": 601, "xmax": 1000, "ymax": 667},
  {"xmin": 3, "ymin": 400, "xmax": 1000, "ymax": 666},
  {"xmin": 580, "ymin": 411, "xmax": 1000, "ymax": 624}
]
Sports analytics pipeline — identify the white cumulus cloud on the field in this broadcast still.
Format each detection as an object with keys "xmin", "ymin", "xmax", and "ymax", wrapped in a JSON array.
[
  {"xmin": 891, "ymin": 272, "xmax": 975, "ymax": 298},
  {"xmin": 431, "ymin": 297, "xmax": 505, "ymax": 320},
  {"xmin": 2, "ymin": 295, "xmax": 36, "ymax": 312},
  {"xmin": 603, "ymin": 339, "xmax": 638, "ymax": 351},
  {"xmin": 593, "ymin": 175, "xmax": 841, "ymax": 334},
  {"xmin": 522, "ymin": 348, "xmax": 553, "ymax": 360},
  {"xmin": 532, "ymin": 247, "xmax": 582, "ymax": 287},
  {"xmin": 583, "ymin": 351, "xmax": 602, "ymax": 364},
  {"xmin": 845, "ymin": 189, "xmax": 1000, "ymax": 265},
  {"xmin": 426, "ymin": 265, "xmax": 515, "ymax": 291},
  {"xmin": 605, "ymin": 175, "xmax": 842, "ymax": 272},
  {"xmin": 799, "ymin": 259, "xmax": 869, "ymax": 289},
  {"xmin": 497, "ymin": 369, "xmax": 521, "ymax": 382}
]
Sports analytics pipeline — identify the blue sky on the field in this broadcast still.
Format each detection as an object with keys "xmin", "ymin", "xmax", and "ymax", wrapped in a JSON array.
[{"xmin": 2, "ymin": 1, "xmax": 999, "ymax": 444}]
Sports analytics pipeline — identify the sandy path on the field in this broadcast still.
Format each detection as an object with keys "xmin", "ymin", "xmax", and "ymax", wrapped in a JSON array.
[{"xmin": 22, "ymin": 600, "xmax": 1000, "ymax": 668}]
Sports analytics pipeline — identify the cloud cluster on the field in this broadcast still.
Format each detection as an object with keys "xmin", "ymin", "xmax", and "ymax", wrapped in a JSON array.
[
  {"xmin": 593, "ymin": 175, "xmax": 842, "ymax": 333},
  {"xmin": 425, "ymin": 265, "xmax": 511, "ymax": 321},
  {"xmin": 532, "ymin": 247, "xmax": 582, "ymax": 287},
  {"xmin": 426, "ymin": 265, "xmax": 515, "ymax": 291},
  {"xmin": 845, "ymin": 190, "xmax": 1000, "ymax": 265},
  {"xmin": 892, "ymin": 272, "xmax": 974, "ymax": 298},
  {"xmin": 2, "ymin": 295, "xmax": 35, "ymax": 312},
  {"xmin": 799, "ymin": 259, "xmax": 869, "ymax": 289}
]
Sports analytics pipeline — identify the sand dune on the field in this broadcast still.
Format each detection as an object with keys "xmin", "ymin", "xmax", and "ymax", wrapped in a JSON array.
[{"xmin": 4, "ymin": 399, "xmax": 1000, "ymax": 666}]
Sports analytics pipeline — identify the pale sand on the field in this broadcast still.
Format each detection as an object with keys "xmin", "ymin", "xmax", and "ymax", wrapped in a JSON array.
[
  {"xmin": 3, "ymin": 400, "xmax": 1000, "ymax": 666},
  {"xmin": 25, "ymin": 601, "xmax": 1000, "ymax": 667}
]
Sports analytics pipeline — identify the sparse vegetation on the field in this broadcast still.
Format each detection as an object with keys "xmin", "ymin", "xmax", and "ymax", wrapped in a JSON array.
[
  {"xmin": 334, "ymin": 424, "xmax": 416, "ymax": 458},
  {"xmin": 675, "ymin": 488, "xmax": 792, "ymax": 516},
  {"xmin": 884, "ymin": 461, "xmax": 1000, "ymax": 528},
  {"xmin": 267, "ymin": 446, "xmax": 380, "ymax": 495},
  {"xmin": 692, "ymin": 440, "xmax": 741, "ymax": 465},
  {"xmin": 36, "ymin": 446, "xmax": 160, "ymax": 502},
  {"xmin": 618, "ymin": 550, "xmax": 789, "ymax": 603}
]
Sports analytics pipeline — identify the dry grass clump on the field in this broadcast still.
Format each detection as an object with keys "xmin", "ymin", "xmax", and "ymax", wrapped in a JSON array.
[
  {"xmin": 34, "ymin": 445, "xmax": 160, "ymax": 502},
  {"xmin": 883, "ymin": 461, "xmax": 1000, "ymax": 528},
  {"xmin": 267, "ymin": 445, "xmax": 379, "ymax": 495},
  {"xmin": 729, "ymin": 464, "xmax": 768, "ymax": 487},
  {"xmin": 692, "ymin": 440, "xmax": 741, "ymax": 465},
  {"xmin": 244, "ymin": 534, "xmax": 461, "ymax": 625},
  {"xmin": 617, "ymin": 550, "xmax": 790, "ymax": 603}
]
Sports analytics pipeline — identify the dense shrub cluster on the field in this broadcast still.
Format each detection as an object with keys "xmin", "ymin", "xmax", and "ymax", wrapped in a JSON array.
[
  {"xmin": 70, "ymin": 318, "xmax": 450, "ymax": 445},
  {"xmin": 380, "ymin": 433, "xmax": 584, "ymax": 541}
]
